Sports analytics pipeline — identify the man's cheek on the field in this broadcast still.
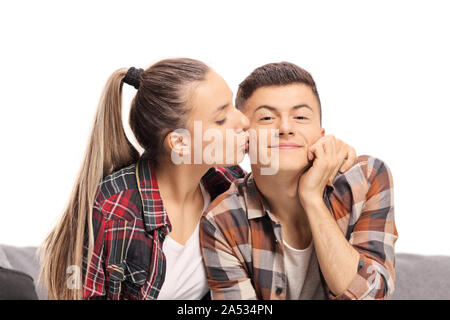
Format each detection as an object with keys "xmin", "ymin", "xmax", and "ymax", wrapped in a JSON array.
[{"xmin": 308, "ymin": 132, "xmax": 324, "ymax": 146}]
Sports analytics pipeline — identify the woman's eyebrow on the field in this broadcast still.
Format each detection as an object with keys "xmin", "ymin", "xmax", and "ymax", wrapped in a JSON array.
[{"xmin": 214, "ymin": 103, "xmax": 229, "ymax": 114}]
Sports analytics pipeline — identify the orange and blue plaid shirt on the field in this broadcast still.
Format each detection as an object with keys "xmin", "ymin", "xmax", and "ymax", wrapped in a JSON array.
[
  {"xmin": 82, "ymin": 154, "xmax": 245, "ymax": 299},
  {"xmin": 200, "ymin": 155, "xmax": 398, "ymax": 300}
]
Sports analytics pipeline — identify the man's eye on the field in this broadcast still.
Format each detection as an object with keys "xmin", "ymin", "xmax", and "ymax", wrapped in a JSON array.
[
  {"xmin": 215, "ymin": 118, "xmax": 226, "ymax": 125},
  {"xmin": 295, "ymin": 116, "xmax": 307, "ymax": 120},
  {"xmin": 260, "ymin": 116, "xmax": 273, "ymax": 121}
]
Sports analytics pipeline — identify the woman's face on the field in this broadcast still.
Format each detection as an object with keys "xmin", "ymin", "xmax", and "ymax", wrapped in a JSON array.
[{"xmin": 176, "ymin": 69, "xmax": 250, "ymax": 167}]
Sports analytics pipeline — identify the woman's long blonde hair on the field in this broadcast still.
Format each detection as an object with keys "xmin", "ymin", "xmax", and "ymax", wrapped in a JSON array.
[{"xmin": 39, "ymin": 58, "xmax": 209, "ymax": 299}]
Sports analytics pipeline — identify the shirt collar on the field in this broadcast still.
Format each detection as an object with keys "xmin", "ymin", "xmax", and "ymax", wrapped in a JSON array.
[
  {"xmin": 135, "ymin": 155, "xmax": 172, "ymax": 235},
  {"xmin": 244, "ymin": 173, "xmax": 335, "ymax": 220},
  {"xmin": 243, "ymin": 173, "xmax": 270, "ymax": 220}
]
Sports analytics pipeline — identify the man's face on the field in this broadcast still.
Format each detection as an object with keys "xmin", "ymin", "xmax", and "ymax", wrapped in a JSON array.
[{"xmin": 242, "ymin": 83, "xmax": 324, "ymax": 174}]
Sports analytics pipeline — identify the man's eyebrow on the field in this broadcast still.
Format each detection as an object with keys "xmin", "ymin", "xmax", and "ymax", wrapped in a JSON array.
[
  {"xmin": 253, "ymin": 104, "xmax": 313, "ymax": 114},
  {"xmin": 292, "ymin": 104, "xmax": 313, "ymax": 112},
  {"xmin": 253, "ymin": 105, "xmax": 277, "ymax": 114}
]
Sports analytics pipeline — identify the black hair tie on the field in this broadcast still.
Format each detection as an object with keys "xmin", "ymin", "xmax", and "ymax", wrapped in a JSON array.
[{"xmin": 123, "ymin": 67, "xmax": 144, "ymax": 90}]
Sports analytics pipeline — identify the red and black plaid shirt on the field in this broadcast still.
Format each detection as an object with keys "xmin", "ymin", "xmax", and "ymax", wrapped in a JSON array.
[{"xmin": 82, "ymin": 154, "xmax": 245, "ymax": 300}]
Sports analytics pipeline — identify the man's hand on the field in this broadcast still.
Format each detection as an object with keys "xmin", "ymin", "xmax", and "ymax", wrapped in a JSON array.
[
  {"xmin": 297, "ymin": 135, "xmax": 360, "ymax": 296},
  {"xmin": 299, "ymin": 135, "xmax": 356, "ymax": 204},
  {"xmin": 307, "ymin": 135, "xmax": 356, "ymax": 174}
]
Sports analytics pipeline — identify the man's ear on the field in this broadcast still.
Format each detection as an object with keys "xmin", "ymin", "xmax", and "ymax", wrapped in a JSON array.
[{"xmin": 321, "ymin": 128, "xmax": 325, "ymax": 137}]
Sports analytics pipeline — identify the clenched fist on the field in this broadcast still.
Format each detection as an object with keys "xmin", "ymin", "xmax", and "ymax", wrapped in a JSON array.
[{"xmin": 298, "ymin": 135, "xmax": 356, "ymax": 205}]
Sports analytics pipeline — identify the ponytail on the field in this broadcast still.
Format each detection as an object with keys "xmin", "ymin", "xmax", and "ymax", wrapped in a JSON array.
[
  {"xmin": 39, "ymin": 69, "xmax": 140, "ymax": 299},
  {"xmin": 40, "ymin": 58, "xmax": 210, "ymax": 299}
]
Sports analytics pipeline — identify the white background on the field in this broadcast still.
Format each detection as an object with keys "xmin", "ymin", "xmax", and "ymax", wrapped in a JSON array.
[{"xmin": 1, "ymin": 0, "xmax": 449, "ymax": 256}]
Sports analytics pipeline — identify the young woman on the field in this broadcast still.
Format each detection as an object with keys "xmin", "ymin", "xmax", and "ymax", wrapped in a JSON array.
[{"xmin": 39, "ymin": 58, "xmax": 356, "ymax": 300}]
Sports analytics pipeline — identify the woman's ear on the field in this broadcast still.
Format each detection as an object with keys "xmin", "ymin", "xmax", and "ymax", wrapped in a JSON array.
[
  {"xmin": 165, "ymin": 130, "xmax": 192, "ymax": 164},
  {"xmin": 321, "ymin": 128, "xmax": 325, "ymax": 137}
]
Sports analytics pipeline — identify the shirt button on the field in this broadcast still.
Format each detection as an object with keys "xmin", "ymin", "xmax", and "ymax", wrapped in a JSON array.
[{"xmin": 276, "ymin": 287, "xmax": 283, "ymax": 295}]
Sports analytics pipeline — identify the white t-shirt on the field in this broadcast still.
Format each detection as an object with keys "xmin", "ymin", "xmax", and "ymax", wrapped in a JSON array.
[
  {"xmin": 283, "ymin": 239, "xmax": 314, "ymax": 300},
  {"xmin": 157, "ymin": 182, "xmax": 211, "ymax": 300}
]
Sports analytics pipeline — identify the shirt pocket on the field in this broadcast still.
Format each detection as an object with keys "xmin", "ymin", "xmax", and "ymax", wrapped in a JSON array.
[
  {"xmin": 105, "ymin": 262, "xmax": 126, "ymax": 299},
  {"xmin": 104, "ymin": 218, "xmax": 149, "ymax": 299},
  {"xmin": 121, "ymin": 260, "xmax": 148, "ymax": 299},
  {"xmin": 106, "ymin": 258, "xmax": 150, "ymax": 300}
]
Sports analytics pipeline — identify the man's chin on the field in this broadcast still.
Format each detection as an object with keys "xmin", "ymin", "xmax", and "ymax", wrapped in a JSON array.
[
  {"xmin": 276, "ymin": 164, "xmax": 308, "ymax": 175},
  {"xmin": 252, "ymin": 161, "xmax": 309, "ymax": 177},
  {"xmin": 277, "ymin": 157, "xmax": 309, "ymax": 170}
]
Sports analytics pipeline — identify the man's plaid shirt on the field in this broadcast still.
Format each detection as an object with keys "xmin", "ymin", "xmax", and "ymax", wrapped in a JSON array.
[
  {"xmin": 200, "ymin": 155, "xmax": 398, "ymax": 300},
  {"xmin": 82, "ymin": 154, "xmax": 245, "ymax": 299}
]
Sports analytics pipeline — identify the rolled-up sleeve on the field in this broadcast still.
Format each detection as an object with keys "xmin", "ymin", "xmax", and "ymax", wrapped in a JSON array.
[{"xmin": 330, "ymin": 157, "xmax": 398, "ymax": 300}]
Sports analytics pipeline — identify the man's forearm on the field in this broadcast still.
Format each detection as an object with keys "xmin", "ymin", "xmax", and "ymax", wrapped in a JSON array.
[{"xmin": 302, "ymin": 197, "xmax": 360, "ymax": 296}]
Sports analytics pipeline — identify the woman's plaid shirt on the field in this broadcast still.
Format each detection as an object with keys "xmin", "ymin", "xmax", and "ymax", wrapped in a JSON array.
[
  {"xmin": 82, "ymin": 155, "xmax": 245, "ymax": 299},
  {"xmin": 200, "ymin": 155, "xmax": 398, "ymax": 300}
]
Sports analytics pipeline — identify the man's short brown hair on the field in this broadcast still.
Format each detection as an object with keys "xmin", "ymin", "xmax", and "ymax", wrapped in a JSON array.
[{"xmin": 235, "ymin": 62, "xmax": 322, "ymax": 124}]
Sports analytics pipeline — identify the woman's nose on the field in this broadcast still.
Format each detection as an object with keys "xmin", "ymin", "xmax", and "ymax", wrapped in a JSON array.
[{"xmin": 237, "ymin": 109, "xmax": 250, "ymax": 131}]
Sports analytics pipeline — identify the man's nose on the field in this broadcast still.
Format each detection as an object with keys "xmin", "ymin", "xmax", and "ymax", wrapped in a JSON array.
[{"xmin": 278, "ymin": 117, "xmax": 294, "ymax": 136}]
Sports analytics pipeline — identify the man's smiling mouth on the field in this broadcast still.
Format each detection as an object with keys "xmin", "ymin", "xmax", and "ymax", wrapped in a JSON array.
[{"xmin": 269, "ymin": 143, "xmax": 303, "ymax": 149}]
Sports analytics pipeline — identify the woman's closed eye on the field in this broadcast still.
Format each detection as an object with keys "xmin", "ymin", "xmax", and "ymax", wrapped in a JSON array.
[{"xmin": 215, "ymin": 118, "xmax": 227, "ymax": 125}]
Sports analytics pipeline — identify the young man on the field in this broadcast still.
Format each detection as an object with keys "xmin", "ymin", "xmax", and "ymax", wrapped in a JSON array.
[{"xmin": 200, "ymin": 62, "xmax": 397, "ymax": 300}]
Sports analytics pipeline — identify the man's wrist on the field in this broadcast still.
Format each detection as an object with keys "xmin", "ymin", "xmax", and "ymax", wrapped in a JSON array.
[{"xmin": 299, "ymin": 193, "xmax": 324, "ymax": 211}]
